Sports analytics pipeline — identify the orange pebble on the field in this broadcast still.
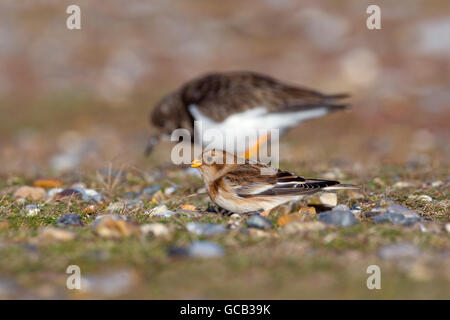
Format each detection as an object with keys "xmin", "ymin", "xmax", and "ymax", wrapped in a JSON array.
[
  {"xmin": 299, "ymin": 206, "xmax": 317, "ymax": 215},
  {"xmin": 181, "ymin": 204, "xmax": 197, "ymax": 211},
  {"xmin": 33, "ymin": 179, "xmax": 62, "ymax": 188}
]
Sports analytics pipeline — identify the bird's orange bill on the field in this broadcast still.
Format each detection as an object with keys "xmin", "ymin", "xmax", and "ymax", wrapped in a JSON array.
[
  {"xmin": 191, "ymin": 158, "xmax": 202, "ymax": 168},
  {"xmin": 244, "ymin": 132, "xmax": 271, "ymax": 160}
]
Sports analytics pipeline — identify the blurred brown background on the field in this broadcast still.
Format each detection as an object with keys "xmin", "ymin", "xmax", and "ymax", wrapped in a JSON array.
[{"xmin": 0, "ymin": 0, "xmax": 449, "ymax": 176}]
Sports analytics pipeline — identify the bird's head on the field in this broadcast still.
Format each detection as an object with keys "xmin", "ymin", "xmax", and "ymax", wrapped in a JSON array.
[{"xmin": 191, "ymin": 149, "xmax": 240, "ymax": 180}]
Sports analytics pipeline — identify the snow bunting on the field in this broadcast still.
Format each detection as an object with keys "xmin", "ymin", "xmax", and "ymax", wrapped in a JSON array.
[
  {"xmin": 146, "ymin": 71, "xmax": 349, "ymax": 155},
  {"xmin": 191, "ymin": 150, "xmax": 358, "ymax": 214}
]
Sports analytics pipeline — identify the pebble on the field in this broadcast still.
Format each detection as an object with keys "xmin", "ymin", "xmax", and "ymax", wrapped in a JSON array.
[
  {"xmin": 142, "ymin": 185, "xmax": 161, "ymax": 196},
  {"xmin": 386, "ymin": 204, "xmax": 420, "ymax": 219},
  {"xmin": 146, "ymin": 205, "xmax": 176, "ymax": 218},
  {"xmin": 417, "ymin": 195, "xmax": 433, "ymax": 202},
  {"xmin": 56, "ymin": 214, "xmax": 83, "ymax": 227},
  {"xmin": 230, "ymin": 213, "xmax": 241, "ymax": 220},
  {"xmin": 431, "ymin": 180, "xmax": 443, "ymax": 187},
  {"xmin": 298, "ymin": 206, "xmax": 317, "ymax": 215},
  {"xmin": 378, "ymin": 243, "xmax": 421, "ymax": 260},
  {"xmin": 93, "ymin": 214, "xmax": 139, "ymax": 238},
  {"xmin": 187, "ymin": 241, "xmax": 224, "ymax": 258},
  {"xmin": 164, "ymin": 185, "xmax": 178, "ymax": 195},
  {"xmin": 318, "ymin": 209, "xmax": 358, "ymax": 227},
  {"xmin": 14, "ymin": 186, "xmax": 46, "ymax": 201},
  {"xmin": 140, "ymin": 223, "xmax": 170, "ymax": 237},
  {"xmin": 247, "ymin": 214, "xmax": 273, "ymax": 230},
  {"xmin": 445, "ymin": 224, "xmax": 450, "ymax": 233},
  {"xmin": 82, "ymin": 189, "xmax": 103, "ymax": 202},
  {"xmin": 83, "ymin": 204, "xmax": 99, "ymax": 214},
  {"xmin": 47, "ymin": 188, "xmax": 64, "ymax": 199},
  {"xmin": 125, "ymin": 199, "xmax": 144, "ymax": 210},
  {"xmin": 393, "ymin": 181, "xmax": 412, "ymax": 189},
  {"xmin": 39, "ymin": 227, "xmax": 76, "ymax": 242},
  {"xmin": 283, "ymin": 221, "xmax": 326, "ymax": 234},
  {"xmin": 307, "ymin": 192, "xmax": 337, "ymax": 207},
  {"xmin": 33, "ymin": 179, "xmax": 62, "ymax": 188},
  {"xmin": 277, "ymin": 214, "xmax": 302, "ymax": 227},
  {"xmin": 54, "ymin": 188, "xmax": 83, "ymax": 200},
  {"xmin": 181, "ymin": 204, "xmax": 197, "ymax": 211},
  {"xmin": 25, "ymin": 204, "xmax": 40, "ymax": 217},
  {"xmin": 186, "ymin": 222, "xmax": 227, "ymax": 236}
]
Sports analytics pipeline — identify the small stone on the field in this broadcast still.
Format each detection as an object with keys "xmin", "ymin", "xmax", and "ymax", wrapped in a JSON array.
[
  {"xmin": 230, "ymin": 213, "xmax": 241, "ymax": 220},
  {"xmin": 307, "ymin": 192, "xmax": 337, "ymax": 207},
  {"xmin": 39, "ymin": 227, "xmax": 76, "ymax": 242},
  {"xmin": 318, "ymin": 210, "xmax": 358, "ymax": 227},
  {"xmin": 33, "ymin": 179, "xmax": 62, "ymax": 188},
  {"xmin": 187, "ymin": 241, "xmax": 224, "ymax": 258},
  {"xmin": 333, "ymin": 204, "xmax": 350, "ymax": 212},
  {"xmin": 247, "ymin": 214, "xmax": 273, "ymax": 230},
  {"xmin": 431, "ymin": 180, "xmax": 443, "ymax": 187},
  {"xmin": 277, "ymin": 214, "xmax": 302, "ymax": 227},
  {"xmin": 56, "ymin": 214, "xmax": 83, "ymax": 227},
  {"xmin": 364, "ymin": 206, "xmax": 386, "ymax": 218},
  {"xmin": 106, "ymin": 202, "xmax": 125, "ymax": 213},
  {"xmin": 445, "ymin": 224, "xmax": 450, "ymax": 233},
  {"xmin": 386, "ymin": 204, "xmax": 419, "ymax": 219},
  {"xmin": 125, "ymin": 199, "xmax": 144, "ymax": 210},
  {"xmin": 378, "ymin": 243, "xmax": 421, "ymax": 260},
  {"xmin": 181, "ymin": 204, "xmax": 197, "ymax": 211},
  {"xmin": 14, "ymin": 186, "xmax": 46, "ymax": 201},
  {"xmin": 25, "ymin": 204, "xmax": 40, "ymax": 217},
  {"xmin": 283, "ymin": 221, "xmax": 326, "ymax": 234},
  {"xmin": 417, "ymin": 195, "xmax": 433, "ymax": 202},
  {"xmin": 298, "ymin": 206, "xmax": 316, "ymax": 215},
  {"xmin": 142, "ymin": 185, "xmax": 161, "ymax": 196},
  {"xmin": 373, "ymin": 177, "xmax": 385, "ymax": 187},
  {"xmin": 373, "ymin": 212, "xmax": 409, "ymax": 226},
  {"xmin": 83, "ymin": 189, "xmax": 103, "ymax": 202},
  {"xmin": 147, "ymin": 205, "xmax": 176, "ymax": 218},
  {"xmin": 140, "ymin": 223, "xmax": 170, "ymax": 237},
  {"xmin": 54, "ymin": 188, "xmax": 83, "ymax": 200},
  {"xmin": 83, "ymin": 204, "xmax": 99, "ymax": 214},
  {"xmin": 93, "ymin": 215, "xmax": 139, "ymax": 239},
  {"xmin": 393, "ymin": 181, "xmax": 412, "ymax": 189},
  {"xmin": 164, "ymin": 185, "xmax": 178, "ymax": 195},
  {"xmin": 47, "ymin": 188, "xmax": 64, "ymax": 199},
  {"xmin": 186, "ymin": 222, "xmax": 227, "ymax": 236}
]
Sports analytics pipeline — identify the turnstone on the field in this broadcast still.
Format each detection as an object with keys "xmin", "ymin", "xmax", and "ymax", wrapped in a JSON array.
[{"xmin": 147, "ymin": 71, "xmax": 349, "ymax": 156}]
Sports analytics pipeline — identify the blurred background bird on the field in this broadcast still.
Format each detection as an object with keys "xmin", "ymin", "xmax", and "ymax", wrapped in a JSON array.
[{"xmin": 147, "ymin": 71, "xmax": 349, "ymax": 157}]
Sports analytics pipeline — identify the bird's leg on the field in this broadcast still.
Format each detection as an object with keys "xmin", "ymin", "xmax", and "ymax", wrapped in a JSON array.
[
  {"xmin": 244, "ymin": 132, "xmax": 271, "ymax": 160},
  {"xmin": 144, "ymin": 134, "xmax": 161, "ymax": 156}
]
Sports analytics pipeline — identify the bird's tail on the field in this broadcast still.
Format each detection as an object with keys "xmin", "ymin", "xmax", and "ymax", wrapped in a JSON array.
[
  {"xmin": 322, "ymin": 183, "xmax": 359, "ymax": 191},
  {"xmin": 324, "ymin": 93, "xmax": 351, "ymax": 112}
]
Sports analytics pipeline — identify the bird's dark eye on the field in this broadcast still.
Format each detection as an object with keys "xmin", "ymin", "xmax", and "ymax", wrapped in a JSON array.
[{"xmin": 206, "ymin": 156, "xmax": 213, "ymax": 163}]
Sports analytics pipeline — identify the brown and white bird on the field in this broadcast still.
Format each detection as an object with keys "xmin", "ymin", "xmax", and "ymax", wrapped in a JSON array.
[
  {"xmin": 191, "ymin": 149, "xmax": 358, "ymax": 214},
  {"xmin": 147, "ymin": 71, "xmax": 349, "ymax": 155}
]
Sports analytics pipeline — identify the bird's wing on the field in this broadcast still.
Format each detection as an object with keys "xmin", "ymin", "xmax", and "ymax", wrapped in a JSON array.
[
  {"xmin": 181, "ymin": 71, "xmax": 349, "ymax": 122},
  {"xmin": 222, "ymin": 164, "xmax": 341, "ymax": 198}
]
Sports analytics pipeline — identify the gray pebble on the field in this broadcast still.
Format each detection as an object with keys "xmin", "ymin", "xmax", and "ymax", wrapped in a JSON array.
[
  {"xmin": 186, "ymin": 222, "xmax": 227, "ymax": 236},
  {"xmin": 333, "ymin": 204, "xmax": 350, "ymax": 212},
  {"xmin": 318, "ymin": 210, "xmax": 358, "ymax": 227},
  {"xmin": 247, "ymin": 214, "xmax": 273, "ymax": 230},
  {"xmin": 56, "ymin": 213, "xmax": 83, "ymax": 227},
  {"xmin": 187, "ymin": 241, "xmax": 224, "ymax": 258},
  {"xmin": 142, "ymin": 186, "xmax": 161, "ymax": 196}
]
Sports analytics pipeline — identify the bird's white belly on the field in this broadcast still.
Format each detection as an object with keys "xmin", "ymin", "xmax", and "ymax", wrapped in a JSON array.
[{"xmin": 189, "ymin": 105, "xmax": 328, "ymax": 154}]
